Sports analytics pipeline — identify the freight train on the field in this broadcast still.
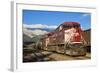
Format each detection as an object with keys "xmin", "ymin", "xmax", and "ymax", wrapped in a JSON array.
[{"xmin": 41, "ymin": 22, "xmax": 87, "ymax": 56}]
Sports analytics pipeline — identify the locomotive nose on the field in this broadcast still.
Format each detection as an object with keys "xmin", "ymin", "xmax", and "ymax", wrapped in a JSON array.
[{"xmin": 73, "ymin": 29, "xmax": 81, "ymax": 42}]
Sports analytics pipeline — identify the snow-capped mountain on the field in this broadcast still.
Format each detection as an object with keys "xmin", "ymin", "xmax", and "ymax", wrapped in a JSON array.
[
  {"xmin": 23, "ymin": 24, "xmax": 57, "ymax": 44},
  {"xmin": 23, "ymin": 24, "xmax": 57, "ymax": 38},
  {"xmin": 23, "ymin": 27, "xmax": 49, "ymax": 38}
]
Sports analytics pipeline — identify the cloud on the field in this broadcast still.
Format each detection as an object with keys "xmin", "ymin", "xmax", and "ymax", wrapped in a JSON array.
[
  {"xmin": 23, "ymin": 24, "xmax": 57, "ymax": 29},
  {"xmin": 31, "ymin": 29, "xmax": 48, "ymax": 35},
  {"xmin": 79, "ymin": 14, "xmax": 90, "ymax": 20},
  {"xmin": 82, "ymin": 14, "xmax": 90, "ymax": 17}
]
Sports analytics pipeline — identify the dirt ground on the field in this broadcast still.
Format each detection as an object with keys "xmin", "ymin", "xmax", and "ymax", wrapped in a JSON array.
[{"xmin": 23, "ymin": 50, "xmax": 91, "ymax": 62}]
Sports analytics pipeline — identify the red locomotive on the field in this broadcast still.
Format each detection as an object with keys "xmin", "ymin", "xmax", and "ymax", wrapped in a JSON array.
[{"xmin": 41, "ymin": 22, "xmax": 86, "ymax": 56}]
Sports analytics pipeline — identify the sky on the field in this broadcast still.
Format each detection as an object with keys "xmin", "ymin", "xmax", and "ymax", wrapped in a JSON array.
[{"xmin": 23, "ymin": 10, "xmax": 91, "ymax": 30}]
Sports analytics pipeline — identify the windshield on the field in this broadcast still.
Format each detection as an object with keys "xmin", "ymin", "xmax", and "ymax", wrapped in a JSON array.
[{"xmin": 63, "ymin": 24, "xmax": 80, "ymax": 28}]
